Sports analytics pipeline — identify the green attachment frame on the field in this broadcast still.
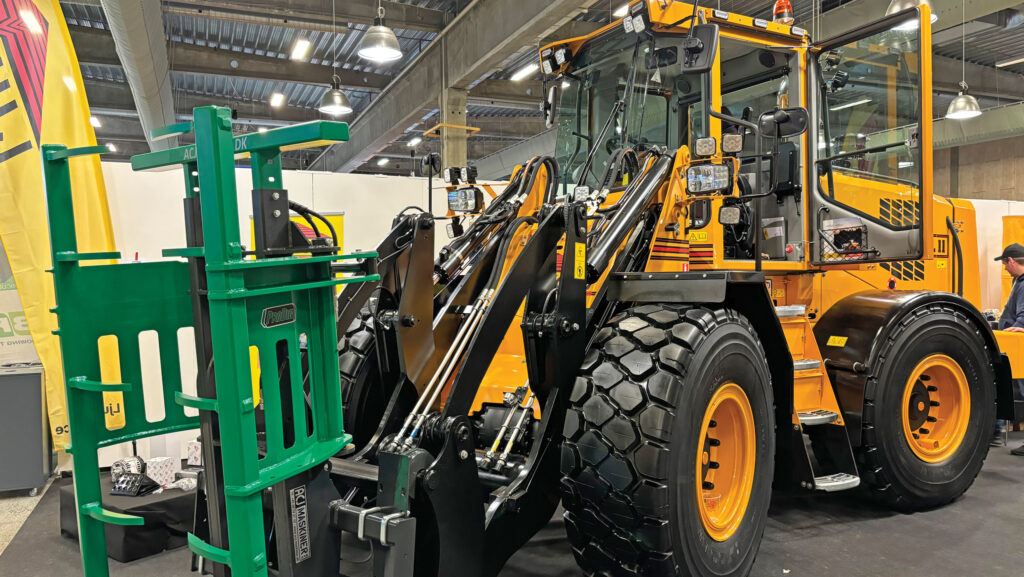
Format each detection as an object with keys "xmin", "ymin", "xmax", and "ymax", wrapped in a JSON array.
[{"xmin": 46, "ymin": 107, "xmax": 375, "ymax": 577}]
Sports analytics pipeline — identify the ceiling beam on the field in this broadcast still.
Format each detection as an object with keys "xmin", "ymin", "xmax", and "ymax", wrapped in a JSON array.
[
  {"xmin": 61, "ymin": 0, "xmax": 446, "ymax": 33},
  {"xmin": 468, "ymin": 80, "xmax": 543, "ymax": 108},
  {"xmin": 819, "ymin": 0, "xmax": 1024, "ymax": 39},
  {"xmin": 161, "ymin": 0, "xmax": 445, "ymax": 33},
  {"xmin": 85, "ymin": 77, "xmax": 548, "ymax": 139},
  {"xmin": 70, "ymin": 25, "xmax": 391, "ymax": 91},
  {"xmin": 542, "ymin": 19, "xmax": 605, "ymax": 44},
  {"xmin": 310, "ymin": 0, "xmax": 600, "ymax": 172},
  {"xmin": 161, "ymin": 6, "xmax": 348, "ymax": 35},
  {"xmin": 84, "ymin": 78, "xmax": 327, "ymax": 124}
]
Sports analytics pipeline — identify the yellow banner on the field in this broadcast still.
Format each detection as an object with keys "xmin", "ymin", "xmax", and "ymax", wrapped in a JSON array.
[{"xmin": 0, "ymin": 0, "xmax": 116, "ymax": 449}]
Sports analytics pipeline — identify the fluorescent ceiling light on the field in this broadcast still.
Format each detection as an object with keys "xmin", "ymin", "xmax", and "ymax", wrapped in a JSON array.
[
  {"xmin": 89, "ymin": 116, "xmax": 101, "ymax": 128},
  {"xmin": 270, "ymin": 92, "xmax": 286, "ymax": 107},
  {"xmin": 510, "ymin": 63, "xmax": 539, "ymax": 82},
  {"xmin": 407, "ymin": 136, "xmax": 422, "ymax": 147},
  {"xmin": 290, "ymin": 38, "xmax": 311, "ymax": 61},
  {"xmin": 898, "ymin": 161, "xmax": 914, "ymax": 168},
  {"xmin": 562, "ymin": 80, "xmax": 570, "ymax": 88},
  {"xmin": 105, "ymin": 143, "xmax": 117, "ymax": 152},
  {"xmin": 829, "ymin": 98, "xmax": 871, "ymax": 111},
  {"xmin": 377, "ymin": 157, "xmax": 390, "ymax": 167},
  {"xmin": 258, "ymin": 127, "xmax": 268, "ymax": 133},
  {"xmin": 996, "ymin": 56, "xmax": 1024, "ymax": 68},
  {"xmin": 613, "ymin": 4, "xmax": 629, "ymax": 17},
  {"xmin": 19, "ymin": 10, "xmax": 43, "ymax": 35}
]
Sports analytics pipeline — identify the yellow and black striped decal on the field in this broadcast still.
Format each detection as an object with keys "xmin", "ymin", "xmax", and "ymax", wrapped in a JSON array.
[
  {"xmin": 690, "ymin": 242, "xmax": 715, "ymax": 266},
  {"xmin": 650, "ymin": 237, "xmax": 690, "ymax": 263},
  {"xmin": 882, "ymin": 260, "xmax": 925, "ymax": 281}
]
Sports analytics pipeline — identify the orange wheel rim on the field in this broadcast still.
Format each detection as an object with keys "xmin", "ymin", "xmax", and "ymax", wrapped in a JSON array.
[
  {"xmin": 696, "ymin": 382, "xmax": 756, "ymax": 542},
  {"xmin": 901, "ymin": 354, "xmax": 971, "ymax": 463}
]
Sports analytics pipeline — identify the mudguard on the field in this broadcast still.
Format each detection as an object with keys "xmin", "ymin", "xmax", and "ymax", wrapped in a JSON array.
[{"xmin": 813, "ymin": 290, "xmax": 1013, "ymax": 447}]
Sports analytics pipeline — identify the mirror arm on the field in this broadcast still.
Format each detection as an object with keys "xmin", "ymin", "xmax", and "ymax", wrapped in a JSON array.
[{"xmin": 815, "ymin": 140, "xmax": 906, "ymax": 164}]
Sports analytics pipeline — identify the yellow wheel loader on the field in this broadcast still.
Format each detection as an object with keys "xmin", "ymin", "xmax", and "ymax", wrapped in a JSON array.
[{"xmin": 55, "ymin": 2, "xmax": 1024, "ymax": 577}]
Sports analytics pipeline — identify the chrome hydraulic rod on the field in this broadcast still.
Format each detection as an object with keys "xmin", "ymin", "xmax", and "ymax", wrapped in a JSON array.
[
  {"xmin": 481, "ymin": 386, "xmax": 532, "ymax": 467},
  {"xmin": 402, "ymin": 289, "xmax": 495, "ymax": 445},
  {"xmin": 390, "ymin": 289, "xmax": 493, "ymax": 447},
  {"xmin": 495, "ymin": 394, "xmax": 535, "ymax": 470}
]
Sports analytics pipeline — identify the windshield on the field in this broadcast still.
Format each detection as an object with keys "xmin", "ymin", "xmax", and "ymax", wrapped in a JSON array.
[{"xmin": 554, "ymin": 28, "xmax": 706, "ymax": 189}]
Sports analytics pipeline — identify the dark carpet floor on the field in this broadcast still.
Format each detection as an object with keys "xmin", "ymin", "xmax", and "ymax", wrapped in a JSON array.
[{"xmin": 3, "ymin": 434, "xmax": 1022, "ymax": 577}]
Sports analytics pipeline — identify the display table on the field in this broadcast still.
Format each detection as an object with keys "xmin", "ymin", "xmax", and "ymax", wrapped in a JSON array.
[{"xmin": 59, "ymin": 476, "xmax": 196, "ymax": 562}]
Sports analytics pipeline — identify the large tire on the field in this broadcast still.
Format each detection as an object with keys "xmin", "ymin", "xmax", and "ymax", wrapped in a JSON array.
[
  {"xmin": 857, "ymin": 303, "xmax": 995, "ymax": 510},
  {"xmin": 560, "ymin": 305, "xmax": 775, "ymax": 577},
  {"xmin": 338, "ymin": 308, "xmax": 387, "ymax": 448}
]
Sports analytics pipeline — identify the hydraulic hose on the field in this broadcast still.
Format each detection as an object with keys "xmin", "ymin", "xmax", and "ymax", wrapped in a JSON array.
[
  {"xmin": 946, "ymin": 216, "xmax": 964, "ymax": 297},
  {"xmin": 585, "ymin": 154, "xmax": 674, "ymax": 283}
]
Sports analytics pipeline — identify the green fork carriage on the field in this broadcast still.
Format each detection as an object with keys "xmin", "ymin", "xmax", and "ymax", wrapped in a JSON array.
[{"xmin": 44, "ymin": 106, "xmax": 378, "ymax": 577}]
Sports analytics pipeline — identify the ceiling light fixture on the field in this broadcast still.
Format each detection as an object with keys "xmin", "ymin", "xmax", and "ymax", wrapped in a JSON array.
[
  {"xmin": 258, "ymin": 127, "xmax": 268, "ymax": 133},
  {"xmin": 829, "ymin": 98, "xmax": 871, "ymax": 111},
  {"xmin": 19, "ymin": 10, "xmax": 43, "ymax": 35},
  {"xmin": 946, "ymin": 0, "xmax": 982, "ymax": 120},
  {"xmin": 290, "ymin": 38, "xmax": 311, "ymax": 60},
  {"xmin": 886, "ymin": 0, "xmax": 937, "ymax": 30},
  {"xmin": 996, "ymin": 55, "xmax": 1024, "ymax": 68},
  {"xmin": 613, "ymin": 4, "xmax": 629, "ymax": 17},
  {"xmin": 105, "ymin": 143, "xmax": 117, "ymax": 153},
  {"xmin": 90, "ymin": 116, "xmax": 102, "ymax": 128},
  {"xmin": 320, "ymin": 0, "xmax": 354, "ymax": 117},
  {"xmin": 562, "ymin": 80, "xmax": 570, "ymax": 88},
  {"xmin": 358, "ymin": 0, "xmax": 404, "ymax": 63},
  {"xmin": 511, "ymin": 63, "xmax": 539, "ymax": 82},
  {"xmin": 270, "ymin": 92, "xmax": 285, "ymax": 107},
  {"xmin": 377, "ymin": 157, "xmax": 390, "ymax": 167},
  {"xmin": 407, "ymin": 136, "xmax": 422, "ymax": 147}
]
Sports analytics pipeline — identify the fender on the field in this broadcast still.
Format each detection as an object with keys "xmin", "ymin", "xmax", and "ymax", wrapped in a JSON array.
[{"xmin": 813, "ymin": 290, "xmax": 1012, "ymax": 447}]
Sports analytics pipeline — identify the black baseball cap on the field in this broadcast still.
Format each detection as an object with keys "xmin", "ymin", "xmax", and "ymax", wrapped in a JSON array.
[{"xmin": 994, "ymin": 243, "xmax": 1024, "ymax": 261}]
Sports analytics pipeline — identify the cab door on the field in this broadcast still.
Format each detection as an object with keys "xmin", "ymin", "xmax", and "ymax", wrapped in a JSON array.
[{"xmin": 809, "ymin": 7, "xmax": 933, "ymax": 265}]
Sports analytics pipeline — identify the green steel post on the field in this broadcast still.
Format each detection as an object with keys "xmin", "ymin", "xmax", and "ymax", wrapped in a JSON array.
[
  {"xmin": 192, "ymin": 107, "xmax": 268, "ymax": 576},
  {"xmin": 42, "ymin": 145, "xmax": 110, "ymax": 577}
]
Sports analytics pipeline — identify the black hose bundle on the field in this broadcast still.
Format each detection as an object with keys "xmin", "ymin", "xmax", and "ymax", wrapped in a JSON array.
[{"xmin": 288, "ymin": 199, "xmax": 338, "ymax": 247}]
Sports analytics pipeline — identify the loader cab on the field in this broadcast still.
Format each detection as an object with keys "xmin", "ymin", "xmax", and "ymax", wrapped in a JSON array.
[{"xmin": 552, "ymin": 29, "xmax": 706, "ymax": 190}]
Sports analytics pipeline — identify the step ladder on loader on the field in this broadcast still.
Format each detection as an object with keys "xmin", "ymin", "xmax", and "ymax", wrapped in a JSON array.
[{"xmin": 44, "ymin": 106, "xmax": 379, "ymax": 577}]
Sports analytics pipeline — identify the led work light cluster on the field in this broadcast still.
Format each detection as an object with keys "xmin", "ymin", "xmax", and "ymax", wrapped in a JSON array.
[{"xmin": 540, "ymin": 45, "xmax": 572, "ymax": 75}]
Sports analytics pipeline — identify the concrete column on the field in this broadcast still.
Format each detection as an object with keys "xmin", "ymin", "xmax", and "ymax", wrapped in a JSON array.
[{"xmin": 440, "ymin": 87, "xmax": 469, "ymax": 169}]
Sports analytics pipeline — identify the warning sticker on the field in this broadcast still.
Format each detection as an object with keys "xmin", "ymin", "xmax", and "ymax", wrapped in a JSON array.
[
  {"xmin": 574, "ymin": 243, "xmax": 586, "ymax": 280},
  {"xmin": 826, "ymin": 335, "xmax": 848, "ymax": 347}
]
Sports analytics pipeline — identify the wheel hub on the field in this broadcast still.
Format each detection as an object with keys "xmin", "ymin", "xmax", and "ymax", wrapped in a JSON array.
[
  {"xmin": 696, "ymin": 382, "xmax": 756, "ymax": 542},
  {"xmin": 901, "ymin": 354, "xmax": 971, "ymax": 463}
]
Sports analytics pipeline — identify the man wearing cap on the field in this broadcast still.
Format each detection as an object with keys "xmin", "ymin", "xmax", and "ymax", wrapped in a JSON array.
[
  {"xmin": 994, "ymin": 243, "xmax": 1024, "ymax": 455},
  {"xmin": 995, "ymin": 243, "xmax": 1024, "ymax": 333}
]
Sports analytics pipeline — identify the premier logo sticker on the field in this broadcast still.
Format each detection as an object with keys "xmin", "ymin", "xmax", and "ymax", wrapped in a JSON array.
[{"xmin": 262, "ymin": 304, "xmax": 297, "ymax": 328}]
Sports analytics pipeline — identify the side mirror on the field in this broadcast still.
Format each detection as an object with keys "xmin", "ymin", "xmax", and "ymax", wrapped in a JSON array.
[
  {"xmin": 544, "ymin": 85, "xmax": 560, "ymax": 129},
  {"xmin": 758, "ymin": 107, "xmax": 809, "ymax": 139},
  {"xmin": 679, "ymin": 24, "xmax": 719, "ymax": 73},
  {"xmin": 646, "ymin": 46, "xmax": 678, "ymax": 70},
  {"xmin": 448, "ymin": 186, "xmax": 484, "ymax": 214}
]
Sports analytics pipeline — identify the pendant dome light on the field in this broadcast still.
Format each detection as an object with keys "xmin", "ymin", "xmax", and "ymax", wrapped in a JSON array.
[
  {"xmin": 319, "ymin": 0, "xmax": 353, "ymax": 117},
  {"xmin": 946, "ymin": 0, "xmax": 982, "ymax": 120},
  {"xmin": 885, "ymin": 0, "xmax": 937, "ymax": 31},
  {"xmin": 358, "ymin": 1, "xmax": 403, "ymax": 63}
]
